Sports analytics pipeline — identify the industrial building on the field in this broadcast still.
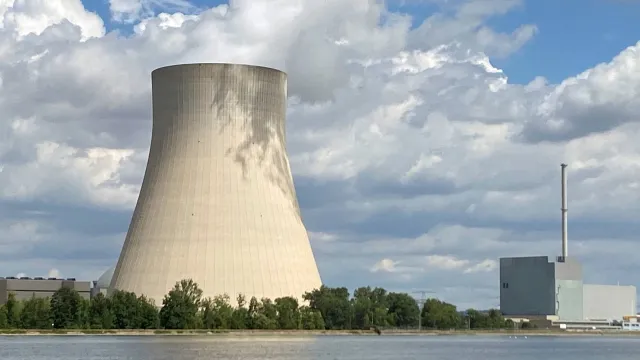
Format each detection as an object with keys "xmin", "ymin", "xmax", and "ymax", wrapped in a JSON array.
[
  {"xmin": 500, "ymin": 256, "xmax": 636, "ymax": 321},
  {"xmin": 0, "ymin": 277, "xmax": 91, "ymax": 305},
  {"xmin": 90, "ymin": 267, "xmax": 114, "ymax": 298},
  {"xmin": 110, "ymin": 63, "xmax": 323, "ymax": 305},
  {"xmin": 500, "ymin": 164, "xmax": 637, "ymax": 322}
]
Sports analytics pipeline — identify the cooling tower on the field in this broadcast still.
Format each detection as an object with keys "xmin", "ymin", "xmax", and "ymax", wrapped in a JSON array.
[{"xmin": 110, "ymin": 63, "xmax": 322, "ymax": 306}]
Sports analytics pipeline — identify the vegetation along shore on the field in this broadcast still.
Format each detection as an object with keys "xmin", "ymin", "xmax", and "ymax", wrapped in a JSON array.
[
  {"xmin": 0, "ymin": 278, "xmax": 632, "ymax": 336},
  {"xmin": 2, "ymin": 329, "xmax": 639, "ymax": 336}
]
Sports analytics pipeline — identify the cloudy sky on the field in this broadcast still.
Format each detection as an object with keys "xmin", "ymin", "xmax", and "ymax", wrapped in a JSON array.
[{"xmin": 1, "ymin": 0, "xmax": 640, "ymax": 310}]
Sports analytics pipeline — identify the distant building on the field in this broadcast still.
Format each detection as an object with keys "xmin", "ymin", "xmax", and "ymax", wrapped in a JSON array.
[
  {"xmin": 500, "ymin": 256, "xmax": 636, "ymax": 321},
  {"xmin": 0, "ymin": 277, "xmax": 91, "ymax": 305},
  {"xmin": 622, "ymin": 316, "xmax": 640, "ymax": 331},
  {"xmin": 90, "ymin": 267, "xmax": 115, "ymax": 298},
  {"xmin": 499, "ymin": 164, "xmax": 637, "ymax": 322}
]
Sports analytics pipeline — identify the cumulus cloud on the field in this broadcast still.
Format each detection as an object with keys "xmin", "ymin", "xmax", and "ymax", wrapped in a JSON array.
[
  {"xmin": 1, "ymin": 0, "xmax": 105, "ymax": 40},
  {"xmin": 371, "ymin": 258, "xmax": 399, "ymax": 273},
  {"xmin": 109, "ymin": 0, "xmax": 196, "ymax": 23},
  {"xmin": 370, "ymin": 254, "xmax": 497, "ymax": 276},
  {"xmin": 519, "ymin": 44, "xmax": 640, "ymax": 142},
  {"xmin": 0, "ymin": 0, "xmax": 639, "ymax": 308}
]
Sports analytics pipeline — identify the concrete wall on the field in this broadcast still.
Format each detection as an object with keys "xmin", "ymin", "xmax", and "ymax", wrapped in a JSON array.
[
  {"xmin": 555, "ymin": 280, "xmax": 583, "ymax": 320},
  {"xmin": 583, "ymin": 284, "xmax": 637, "ymax": 321},
  {"xmin": 554, "ymin": 258, "xmax": 584, "ymax": 320},
  {"xmin": 500, "ymin": 256, "xmax": 556, "ymax": 316},
  {"xmin": 0, "ymin": 279, "xmax": 91, "ymax": 304},
  {"xmin": 111, "ymin": 63, "xmax": 322, "ymax": 305}
]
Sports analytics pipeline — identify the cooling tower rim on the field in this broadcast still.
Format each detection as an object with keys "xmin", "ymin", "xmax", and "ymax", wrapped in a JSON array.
[{"xmin": 152, "ymin": 63, "xmax": 286, "ymax": 76}]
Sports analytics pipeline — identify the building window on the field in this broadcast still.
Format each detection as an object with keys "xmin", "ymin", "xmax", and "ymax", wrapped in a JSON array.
[{"xmin": 502, "ymin": 282, "xmax": 509, "ymax": 289}]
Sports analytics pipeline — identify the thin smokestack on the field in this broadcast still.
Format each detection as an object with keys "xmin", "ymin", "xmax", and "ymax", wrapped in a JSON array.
[{"xmin": 561, "ymin": 163, "xmax": 568, "ymax": 258}]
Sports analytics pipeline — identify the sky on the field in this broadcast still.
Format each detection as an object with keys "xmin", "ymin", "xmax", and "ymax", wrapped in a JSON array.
[{"xmin": 0, "ymin": 0, "xmax": 639, "ymax": 310}]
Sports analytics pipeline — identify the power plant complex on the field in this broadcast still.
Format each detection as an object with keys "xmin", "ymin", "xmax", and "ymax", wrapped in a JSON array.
[
  {"xmin": 500, "ymin": 164, "xmax": 637, "ymax": 324},
  {"xmin": 2, "ymin": 64, "xmax": 637, "ymax": 329},
  {"xmin": 109, "ymin": 63, "xmax": 323, "ymax": 305}
]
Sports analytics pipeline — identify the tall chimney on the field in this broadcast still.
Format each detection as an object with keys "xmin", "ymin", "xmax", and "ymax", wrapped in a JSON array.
[{"xmin": 561, "ymin": 163, "xmax": 568, "ymax": 258}]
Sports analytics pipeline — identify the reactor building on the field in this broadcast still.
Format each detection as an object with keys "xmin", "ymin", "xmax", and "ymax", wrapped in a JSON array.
[
  {"xmin": 500, "ymin": 164, "xmax": 637, "ymax": 322},
  {"xmin": 110, "ymin": 63, "xmax": 323, "ymax": 305}
]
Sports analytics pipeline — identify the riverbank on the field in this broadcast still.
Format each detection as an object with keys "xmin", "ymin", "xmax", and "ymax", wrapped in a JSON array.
[{"xmin": 1, "ymin": 329, "xmax": 639, "ymax": 336}]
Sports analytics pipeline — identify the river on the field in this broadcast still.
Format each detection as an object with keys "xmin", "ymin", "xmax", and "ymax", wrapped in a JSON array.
[{"xmin": 1, "ymin": 335, "xmax": 638, "ymax": 359}]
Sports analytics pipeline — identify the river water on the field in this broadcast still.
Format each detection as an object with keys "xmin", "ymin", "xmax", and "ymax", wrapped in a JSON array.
[{"xmin": 0, "ymin": 335, "xmax": 638, "ymax": 359}]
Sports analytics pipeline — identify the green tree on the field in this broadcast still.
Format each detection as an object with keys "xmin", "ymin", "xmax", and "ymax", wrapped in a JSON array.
[
  {"xmin": 274, "ymin": 297, "xmax": 299, "ymax": 330},
  {"xmin": 5, "ymin": 293, "xmax": 22, "ymax": 328},
  {"xmin": 20, "ymin": 296, "xmax": 51, "ymax": 329},
  {"xmin": 136, "ymin": 295, "xmax": 159, "ymax": 329},
  {"xmin": 422, "ymin": 298, "xmax": 462, "ymax": 330},
  {"xmin": 159, "ymin": 279, "xmax": 203, "ymax": 329},
  {"xmin": 110, "ymin": 290, "xmax": 141, "ymax": 329},
  {"xmin": 351, "ymin": 287, "xmax": 389, "ymax": 329},
  {"xmin": 0, "ymin": 305, "xmax": 8, "ymax": 328},
  {"xmin": 486, "ymin": 308, "xmax": 507, "ymax": 328},
  {"xmin": 386, "ymin": 292, "xmax": 419, "ymax": 328},
  {"xmin": 105, "ymin": 291, "xmax": 158, "ymax": 329},
  {"xmin": 260, "ymin": 298, "xmax": 278, "ymax": 320},
  {"xmin": 352, "ymin": 287, "xmax": 374, "ymax": 329},
  {"xmin": 89, "ymin": 293, "xmax": 113, "ymax": 329},
  {"xmin": 298, "ymin": 306, "xmax": 324, "ymax": 330},
  {"xmin": 50, "ymin": 287, "xmax": 84, "ymax": 329},
  {"xmin": 200, "ymin": 297, "xmax": 215, "ymax": 329},
  {"xmin": 230, "ymin": 294, "xmax": 250, "ymax": 329},
  {"xmin": 201, "ymin": 294, "xmax": 234, "ymax": 329},
  {"xmin": 77, "ymin": 298, "xmax": 91, "ymax": 329},
  {"xmin": 465, "ymin": 308, "xmax": 506, "ymax": 329},
  {"xmin": 304, "ymin": 286, "xmax": 352, "ymax": 330},
  {"xmin": 245, "ymin": 296, "xmax": 282, "ymax": 330}
]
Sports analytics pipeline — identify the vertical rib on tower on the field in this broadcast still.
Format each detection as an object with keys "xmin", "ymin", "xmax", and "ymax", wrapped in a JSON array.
[{"xmin": 110, "ymin": 63, "xmax": 322, "ymax": 305}]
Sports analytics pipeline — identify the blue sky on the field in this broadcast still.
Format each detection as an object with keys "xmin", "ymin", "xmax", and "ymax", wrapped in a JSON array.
[
  {"xmin": 2, "ymin": 0, "xmax": 640, "ymax": 310},
  {"xmin": 488, "ymin": 0, "xmax": 640, "ymax": 83},
  {"xmin": 394, "ymin": 0, "xmax": 640, "ymax": 83}
]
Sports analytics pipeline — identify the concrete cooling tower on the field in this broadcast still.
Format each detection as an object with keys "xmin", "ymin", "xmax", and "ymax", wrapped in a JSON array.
[{"xmin": 110, "ymin": 63, "xmax": 322, "ymax": 306}]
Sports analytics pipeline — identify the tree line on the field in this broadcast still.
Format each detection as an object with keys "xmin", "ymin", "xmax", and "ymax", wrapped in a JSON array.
[{"xmin": 0, "ymin": 279, "xmax": 518, "ymax": 330}]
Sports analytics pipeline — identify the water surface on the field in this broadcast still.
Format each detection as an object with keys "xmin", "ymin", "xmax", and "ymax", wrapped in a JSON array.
[{"xmin": 1, "ymin": 335, "xmax": 638, "ymax": 359}]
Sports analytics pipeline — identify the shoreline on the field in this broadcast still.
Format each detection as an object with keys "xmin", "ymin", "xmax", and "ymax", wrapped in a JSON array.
[{"xmin": 1, "ymin": 329, "xmax": 640, "ymax": 337}]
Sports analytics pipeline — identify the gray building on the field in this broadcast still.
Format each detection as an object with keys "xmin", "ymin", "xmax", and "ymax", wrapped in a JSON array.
[
  {"xmin": 500, "ymin": 256, "xmax": 636, "ymax": 321},
  {"xmin": 500, "ymin": 164, "xmax": 637, "ymax": 322},
  {"xmin": 0, "ymin": 277, "xmax": 91, "ymax": 305}
]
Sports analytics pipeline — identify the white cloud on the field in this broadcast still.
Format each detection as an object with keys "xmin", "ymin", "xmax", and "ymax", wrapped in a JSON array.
[
  {"xmin": 464, "ymin": 259, "xmax": 498, "ymax": 274},
  {"xmin": 109, "ymin": 0, "xmax": 196, "ymax": 23},
  {"xmin": 369, "ymin": 254, "xmax": 497, "ymax": 275},
  {"xmin": 1, "ymin": 0, "xmax": 104, "ymax": 40},
  {"xmin": 0, "ymin": 0, "xmax": 639, "ymax": 309},
  {"xmin": 425, "ymin": 255, "xmax": 470, "ymax": 271},
  {"xmin": 371, "ymin": 258, "xmax": 399, "ymax": 273}
]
